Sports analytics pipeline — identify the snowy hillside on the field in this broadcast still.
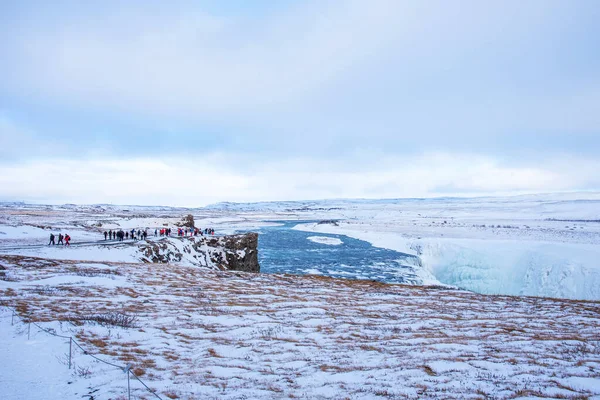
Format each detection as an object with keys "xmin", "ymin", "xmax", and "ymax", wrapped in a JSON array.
[
  {"xmin": 0, "ymin": 195, "xmax": 600, "ymax": 398},
  {"xmin": 1, "ymin": 255, "xmax": 599, "ymax": 399}
]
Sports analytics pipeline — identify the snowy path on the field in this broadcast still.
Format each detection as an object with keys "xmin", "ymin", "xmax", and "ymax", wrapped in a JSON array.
[
  {"xmin": 0, "ymin": 239, "xmax": 140, "ymax": 251},
  {"xmin": 0, "ymin": 236, "xmax": 218, "ymax": 252}
]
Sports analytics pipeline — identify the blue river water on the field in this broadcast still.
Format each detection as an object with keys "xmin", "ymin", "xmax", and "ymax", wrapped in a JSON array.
[{"xmin": 250, "ymin": 221, "xmax": 423, "ymax": 284}]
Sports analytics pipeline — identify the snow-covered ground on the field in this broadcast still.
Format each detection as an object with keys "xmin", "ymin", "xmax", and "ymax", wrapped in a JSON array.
[
  {"xmin": 0, "ymin": 194, "xmax": 599, "ymax": 399},
  {"xmin": 1, "ymin": 255, "xmax": 599, "ymax": 399},
  {"xmin": 2, "ymin": 194, "xmax": 600, "ymax": 300},
  {"xmin": 0, "ymin": 306, "xmax": 128, "ymax": 400}
]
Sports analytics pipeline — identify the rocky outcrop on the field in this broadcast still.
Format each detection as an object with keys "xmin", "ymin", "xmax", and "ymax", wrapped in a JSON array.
[
  {"xmin": 139, "ymin": 241, "xmax": 183, "ymax": 264},
  {"xmin": 317, "ymin": 220, "xmax": 339, "ymax": 226},
  {"xmin": 206, "ymin": 233, "xmax": 259, "ymax": 273},
  {"xmin": 179, "ymin": 214, "xmax": 195, "ymax": 228},
  {"xmin": 137, "ymin": 233, "xmax": 260, "ymax": 273}
]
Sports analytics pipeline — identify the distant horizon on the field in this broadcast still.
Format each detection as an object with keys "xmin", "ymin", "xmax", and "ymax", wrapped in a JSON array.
[{"xmin": 2, "ymin": 189, "xmax": 599, "ymax": 209}]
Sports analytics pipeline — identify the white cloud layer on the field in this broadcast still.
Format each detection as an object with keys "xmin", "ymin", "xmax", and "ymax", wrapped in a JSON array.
[
  {"xmin": 2, "ymin": 0, "xmax": 598, "ymax": 126},
  {"xmin": 0, "ymin": 1, "xmax": 598, "ymax": 203},
  {"xmin": 1, "ymin": 153, "xmax": 597, "ymax": 206}
]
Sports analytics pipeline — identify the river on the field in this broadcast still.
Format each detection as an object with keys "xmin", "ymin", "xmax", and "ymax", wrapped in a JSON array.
[{"xmin": 252, "ymin": 221, "xmax": 423, "ymax": 284}]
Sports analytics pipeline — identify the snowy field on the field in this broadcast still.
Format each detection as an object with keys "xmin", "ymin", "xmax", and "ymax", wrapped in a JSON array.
[
  {"xmin": 1, "ymin": 255, "xmax": 599, "ymax": 399},
  {"xmin": 0, "ymin": 194, "xmax": 599, "ymax": 399}
]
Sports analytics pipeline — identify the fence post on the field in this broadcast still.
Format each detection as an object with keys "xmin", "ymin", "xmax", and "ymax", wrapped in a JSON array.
[
  {"xmin": 28, "ymin": 321, "xmax": 31, "ymax": 340},
  {"xmin": 11, "ymin": 310, "xmax": 14, "ymax": 326},
  {"xmin": 69, "ymin": 337, "xmax": 72, "ymax": 369},
  {"xmin": 123, "ymin": 363, "xmax": 132, "ymax": 400},
  {"xmin": 127, "ymin": 370, "xmax": 131, "ymax": 400}
]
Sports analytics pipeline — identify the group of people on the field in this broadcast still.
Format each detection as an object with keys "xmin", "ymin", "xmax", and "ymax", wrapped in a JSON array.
[
  {"xmin": 103, "ymin": 227, "xmax": 216, "ymax": 241},
  {"xmin": 48, "ymin": 233, "xmax": 71, "ymax": 246},
  {"xmin": 175, "ymin": 227, "xmax": 215, "ymax": 237},
  {"xmin": 158, "ymin": 228, "xmax": 172, "ymax": 236},
  {"xmin": 48, "ymin": 226, "xmax": 217, "ymax": 247},
  {"xmin": 104, "ymin": 229, "xmax": 149, "ymax": 241}
]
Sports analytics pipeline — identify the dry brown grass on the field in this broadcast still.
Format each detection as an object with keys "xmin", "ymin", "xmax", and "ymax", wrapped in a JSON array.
[
  {"xmin": 207, "ymin": 348, "xmax": 222, "ymax": 358},
  {"xmin": 2, "ymin": 288, "xmax": 17, "ymax": 296},
  {"xmin": 88, "ymin": 338, "xmax": 108, "ymax": 348},
  {"xmin": 422, "ymin": 365, "xmax": 436, "ymax": 376},
  {"xmin": 2, "ymin": 254, "xmax": 599, "ymax": 399},
  {"xmin": 359, "ymin": 344, "xmax": 381, "ymax": 352},
  {"xmin": 266, "ymin": 384, "xmax": 283, "ymax": 393},
  {"xmin": 116, "ymin": 287, "xmax": 141, "ymax": 298},
  {"xmin": 163, "ymin": 352, "xmax": 179, "ymax": 362},
  {"xmin": 319, "ymin": 365, "xmax": 357, "ymax": 373},
  {"xmin": 15, "ymin": 303, "xmax": 29, "ymax": 314}
]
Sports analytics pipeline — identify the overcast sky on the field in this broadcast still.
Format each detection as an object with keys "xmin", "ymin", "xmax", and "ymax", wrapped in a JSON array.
[{"xmin": 1, "ymin": 0, "xmax": 599, "ymax": 206}]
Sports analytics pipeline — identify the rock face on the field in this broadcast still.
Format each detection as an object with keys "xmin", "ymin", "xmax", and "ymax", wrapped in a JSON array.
[
  {"xmin": 139, "ymin": 241, "xmax": 183, "ymax": 264},
  {"xmin": 317, "ymin": 220, "xmax": 339, "ymax": 226},
  {"xmin": 137, "ymin": 233, "xmax": 260, "ymax": 273},
  {"xmin": 207, "ymin": 233, "xmax": 259, "ymax": 273},
  {"xmin": 179, "ymin": 214, "xmax": 195, "ymax": 228}
]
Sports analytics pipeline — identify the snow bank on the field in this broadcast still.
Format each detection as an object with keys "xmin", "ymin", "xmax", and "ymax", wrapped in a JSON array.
[
  {"xmin": 296, "ymin": 222, "xmax": 600, "ymax": 300},
  {"xmin": 417, "ymin": 239, "xmax": 600, "ymax": 300}
]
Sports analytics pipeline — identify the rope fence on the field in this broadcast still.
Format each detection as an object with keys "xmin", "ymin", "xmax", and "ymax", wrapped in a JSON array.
[{"xmin": 1, "ymin": 305, "xmax": 163, "ymax": 400}]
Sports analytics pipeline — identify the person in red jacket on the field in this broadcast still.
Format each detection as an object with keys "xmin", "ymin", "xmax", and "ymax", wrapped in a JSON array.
[{"xmin": 64, "ymin": 234, "xmax": 71, "ymax": 246}]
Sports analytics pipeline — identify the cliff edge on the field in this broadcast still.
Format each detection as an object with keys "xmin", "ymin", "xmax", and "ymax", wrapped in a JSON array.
[{"xmin": 137, "ymin": 232, "xmax": 260, "ymax": 272}]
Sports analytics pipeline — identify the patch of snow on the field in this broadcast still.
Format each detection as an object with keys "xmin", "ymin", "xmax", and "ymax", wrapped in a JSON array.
[
  {"xmin": 303, "ymin": 268, "xmax": 323, "ymax": 275},
  {"xmin": 307, "ymin": 236, "xmax": 343, "ymax": 246}
]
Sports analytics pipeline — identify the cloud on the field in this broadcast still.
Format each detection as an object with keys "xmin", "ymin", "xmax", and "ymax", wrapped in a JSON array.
[
  {"xmin": 0, "ymin": 0, "xmax": 598, "ymax": 200},
  {"xmin": 2, "ymin": 0, "xmax": 597, "ymax": 122},
  {"xmin": 0, "ymin": 113, "xmax": 68, "ymax": 160},
  {"xmin": 0, "ymin": 153, "xmax": 596, "ymax": 206}
]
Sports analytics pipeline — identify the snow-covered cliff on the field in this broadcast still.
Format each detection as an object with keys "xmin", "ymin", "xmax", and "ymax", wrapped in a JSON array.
[{"xmin": 137, "ymin": 234, "xmax": 260, "ymax": 272}]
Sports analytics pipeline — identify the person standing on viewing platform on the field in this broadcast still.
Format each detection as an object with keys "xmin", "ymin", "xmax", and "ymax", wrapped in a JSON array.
[{"xmin": 104, "ymin": 231, "xmax": 108, "ymax": 240}]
